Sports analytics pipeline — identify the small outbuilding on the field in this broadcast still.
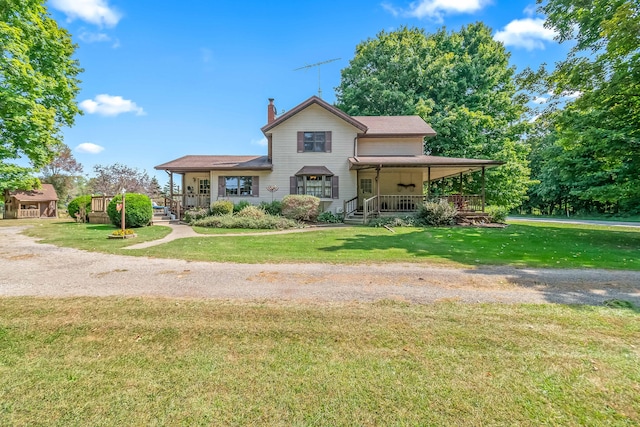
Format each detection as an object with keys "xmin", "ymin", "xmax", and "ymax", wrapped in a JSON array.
[{"xmin": 3, "ymin": 184, "xmax": 58, "ymax": 219}]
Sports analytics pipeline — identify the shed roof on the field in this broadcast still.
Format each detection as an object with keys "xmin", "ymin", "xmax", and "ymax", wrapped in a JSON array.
[{"xmin": 8, "ymin": 184, "xmax": 58, "ymax": 201}]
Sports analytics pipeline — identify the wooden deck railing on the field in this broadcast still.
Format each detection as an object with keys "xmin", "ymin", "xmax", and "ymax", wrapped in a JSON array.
[
  {"xmin": 439, "ymin": 195, "xmax": 484, "ymax": 212},
  {"xmin": 91, "ymin": 195, "xmax": 113, "ymax": 212},
  {"xmin": 17, "ymin": 209, "xmax": 41, "ymax": 218}
]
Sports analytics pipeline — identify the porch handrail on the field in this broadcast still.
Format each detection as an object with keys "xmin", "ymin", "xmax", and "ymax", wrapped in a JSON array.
[
  {"xmin": 343, "ymin": 196, "xmax": 358, "ymax": 217},
  {"xmin": 363, "ymin": 196, "xmax": 377, "ymax": 224}
]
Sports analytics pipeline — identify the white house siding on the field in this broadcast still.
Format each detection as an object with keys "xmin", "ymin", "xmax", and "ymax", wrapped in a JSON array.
[
  {"xmin": 357, "ymin": 137, "xmax": 423, "ymax": 156},
  {"xmin": 262, "ymin": 104, "xmax": 361, "ymax": 213}
]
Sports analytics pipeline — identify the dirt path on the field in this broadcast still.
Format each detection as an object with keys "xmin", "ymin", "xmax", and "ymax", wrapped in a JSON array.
[{"xmin": 1, "ymin": 225, "xmax": 638, "ymax": 305}]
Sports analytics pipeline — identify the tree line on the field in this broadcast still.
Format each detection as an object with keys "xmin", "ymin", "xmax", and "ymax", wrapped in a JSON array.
[{"xmin": 2, "ymin": 0, "xmax": 638, "ymax": 215}]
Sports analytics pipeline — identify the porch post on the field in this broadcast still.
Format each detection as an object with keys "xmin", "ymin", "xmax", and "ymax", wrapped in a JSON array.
[
  {"xmin": 375, "ymin": 165, "xmax": 381, "ymax": 216},
  {"xmin": 481, "ymin": 166, "xmax": 486, "ymax": 213},
  {"xmin": 427, "ymin": 167, "xmax": 431, "ymax": 200},
  {"xmin": 459, "ymin": 172, "xmax": 463, "ymax": 195}
]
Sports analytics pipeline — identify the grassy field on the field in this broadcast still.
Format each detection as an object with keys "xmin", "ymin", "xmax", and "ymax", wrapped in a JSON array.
[
  {"xmin": 0, "ymin": 298, "xmax": 638, "ymax": 426},
  {"xmin": 16, "ymin": 219, "xmax": 640, "ymax": 270}
]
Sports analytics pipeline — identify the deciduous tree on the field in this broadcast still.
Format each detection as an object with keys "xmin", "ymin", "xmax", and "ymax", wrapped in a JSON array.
[
  {"xmin": 0, "ymin": 0, "xmax": 82, "ymax": 194},
  {"xmin": 336, "ymin": 25, "xmax": 531, "ymax": 209},
  {"xmin": 524, "ymin": 0, "xmax": 640, "ymax": 213},
  {"xmin": 40, "ymin": 145, "xmax": 83, "ymax": 204}
]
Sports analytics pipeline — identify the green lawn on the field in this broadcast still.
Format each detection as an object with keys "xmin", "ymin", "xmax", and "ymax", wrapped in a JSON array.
[
  {"xmin": 16, "ymin": 219, "xmax": 640, "ymax": 269},
  {"xmin": 0, "ymin": 298, "xmax": 638, "ymax": 426}
]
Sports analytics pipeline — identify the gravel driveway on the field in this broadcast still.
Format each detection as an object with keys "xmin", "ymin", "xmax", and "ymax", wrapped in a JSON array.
[{"xmin": 1, "ymin": 225, "xmax": 639, "ymax": 306}]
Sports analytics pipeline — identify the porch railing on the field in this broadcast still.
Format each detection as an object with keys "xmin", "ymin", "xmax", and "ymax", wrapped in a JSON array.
[
  {"xmin": 343, "ymin": 196, "xmax": 358, "ymax": 217},
  {"xmin": 17, "ymin": 209, "xmax": 41, "ymax": 219},
  {"xmin": 360, "ymin": 194, "xmax": 484, "ymax": 223},
  {"xmin": 439, "ymin": 195, "xmax": 483, "ymax": 212}
]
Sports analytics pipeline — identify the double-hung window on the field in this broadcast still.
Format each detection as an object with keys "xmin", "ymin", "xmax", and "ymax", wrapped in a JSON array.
[
  {"xmin": 297, "ymin": 131, "xmax": 332, "ymax": 153},
  {"xmin": 219, "ymin": 176, "xmax": 259, "ymax": 197}
]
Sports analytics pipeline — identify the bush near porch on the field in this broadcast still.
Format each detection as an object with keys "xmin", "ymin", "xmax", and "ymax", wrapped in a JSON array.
[{"xmin": 107, "ymin": 193, "xmax": 153, "ymax": 228}]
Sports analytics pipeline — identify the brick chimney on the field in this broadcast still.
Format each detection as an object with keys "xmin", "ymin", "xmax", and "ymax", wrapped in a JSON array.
[{"xmin": 267, "ymin": 98, "xmax": 276, "ymax": 124}]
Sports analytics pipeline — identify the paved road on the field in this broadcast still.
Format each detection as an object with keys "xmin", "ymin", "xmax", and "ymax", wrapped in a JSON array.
[
  {"xmin": 1, "ymin": 225, "xmax": 639, "ymax": 306},
  {"xmin": 509, "ymin": 217, "xmax": 640, "ymax": 228}
]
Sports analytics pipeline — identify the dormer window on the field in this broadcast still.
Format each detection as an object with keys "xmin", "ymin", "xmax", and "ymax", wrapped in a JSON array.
[{"xmin": 297, "ymin": 131, "xmax": 332, "ymax": 153}]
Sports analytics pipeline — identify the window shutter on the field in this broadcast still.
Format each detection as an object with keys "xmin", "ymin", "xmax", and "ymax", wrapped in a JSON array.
[
  {"xmin": 253, "ymin": 176, "xmax": 259, "ymax": 197},
  {"xmin": 218, "ymin": 176, "xmax": 225, "ymax": 197},
  {"xmin": 289, "ymin": 176, "xmax": 297, "ymax": 194},
  {"xmin": 332, "ymin": 175, "xmax": 339, "ymax": 199},
  {"xmin": 297, "ymin": 132, "xmax": 304, "ymax": 152},
  {"xmin": 325, "ymin": 131, "xmax": 332, "ymax": 153}
]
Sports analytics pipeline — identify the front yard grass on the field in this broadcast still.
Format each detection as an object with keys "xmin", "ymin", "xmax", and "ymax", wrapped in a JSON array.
[
  {"xmin": 19, "ymin": 219, "xmax": 640, "ymax": 269},
  {"xmin": 0, "ymin": 298, "xmax": 638, "ymax": 426}
]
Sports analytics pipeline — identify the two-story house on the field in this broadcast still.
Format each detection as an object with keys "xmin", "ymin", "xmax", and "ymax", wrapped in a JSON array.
[{"xmin": 155, "ymin": 96, "xmax": 503, "ymax": 222}]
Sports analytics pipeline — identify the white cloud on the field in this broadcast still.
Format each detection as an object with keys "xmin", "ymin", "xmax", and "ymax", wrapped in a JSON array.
[
  {"xmin": 76, "ymin": 142, "xmax": 105, "ymax": 154},
  {"xmin": 523, "ymin": 4, "xmax": 537, "ymax": 17},
  {"xmin": 50, "ymin": 0, "xmax": 121, "ymax": 27},
  {"xmin": 532, "ymin": 96, "xmax": 547, "ymax": 104},
  {"xmin": 383, "ymin": 0, "xmax": 491, "ymax": 21},
  {"xmin": 494, "ymin": 18, "xmax": 556, "ymax": 50},
  {"xmin": 80, "ymin": 94, "xmax": 145, "ymax": 117},
  {"xmin": 78, "ymin": 31, "xmax": 111, "ymax": 43},
  {"xmin": 251, "ymin": 137, "xmax": 268, "ymax": 147}
]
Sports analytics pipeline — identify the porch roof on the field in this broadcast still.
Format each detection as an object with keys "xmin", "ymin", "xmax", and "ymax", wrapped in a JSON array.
[
  {"xmin": 348, "ymin": 155, "xmax": 504, "ymax": 180},
  {"xmin": 155, "ymin": 155, "xmax": 272, "ymax": 173}
]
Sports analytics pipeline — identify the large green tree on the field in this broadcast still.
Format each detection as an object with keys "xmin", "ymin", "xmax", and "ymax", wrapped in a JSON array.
[
  {"xmin": 336, "ymin": 24, "xmax": 531, "ymax": 209},
  {"xmin": 40, "ymin": 144, "xmax": 83, "ymax": 204},
  {"xmin": 527, "ymin": 0, "xmax": 640, "ymax": 213},
  {"xmin": 0, "ymin": 0, "xmax": 82, "ymax": 195}
]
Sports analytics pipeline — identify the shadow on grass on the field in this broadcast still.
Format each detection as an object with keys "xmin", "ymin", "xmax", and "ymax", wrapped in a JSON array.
[{"xmin": 319, "ymin": 225, "xmax": 640, "ymax": 306}]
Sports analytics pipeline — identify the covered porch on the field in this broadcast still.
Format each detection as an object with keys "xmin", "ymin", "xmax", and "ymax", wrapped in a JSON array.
[{"xmin": 344, "ymin": 155, "xmax": 504, "ymax": 223}]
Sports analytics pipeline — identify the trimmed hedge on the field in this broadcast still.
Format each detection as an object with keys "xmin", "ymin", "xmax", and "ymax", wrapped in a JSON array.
[
  {"xmin": 281, "ymin": 195, "xmax": 320, "ymax": 222},
  {"xmin": 210, "ymin": 200, "xmax": 233, "ymax": 216},
  {"xmin": 107, "ymin": 193, "xmax": 153, "ymax": 228},
  {"xmin": 192, "ymin": 214, "xmax": 298, "ymax": 230},
  {"xmin": 67, "ymin": 195, "xmax": 92, "ymax": 220}
]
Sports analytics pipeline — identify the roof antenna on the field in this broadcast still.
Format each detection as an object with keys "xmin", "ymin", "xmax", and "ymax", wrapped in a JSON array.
[{"xmin": 294, "ymin": 58, "xmax": 340, "ymax": 98}]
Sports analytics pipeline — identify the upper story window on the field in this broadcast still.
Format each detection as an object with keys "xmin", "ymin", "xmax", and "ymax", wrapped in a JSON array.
[
  {"xmin": 297, "ymin": 131, "xmax": 332, "ymax": 153},
  {"xmin": 304, "ymin": 132, "xmax": 325, "ymax": 152}
]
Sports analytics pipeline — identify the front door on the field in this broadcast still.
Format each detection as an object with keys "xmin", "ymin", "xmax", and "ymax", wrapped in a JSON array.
[{"xmin": 358, "ymin": 177, "xmax": 373, "ymax": 210}]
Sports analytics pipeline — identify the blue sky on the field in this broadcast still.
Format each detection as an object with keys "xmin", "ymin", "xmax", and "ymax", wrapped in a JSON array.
[{"xmin": 47, "ymin": 0, "xmax": 568, "ymax": 186}]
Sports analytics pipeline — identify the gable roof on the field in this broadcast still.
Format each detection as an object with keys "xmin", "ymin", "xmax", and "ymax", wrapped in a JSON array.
[
  {"xmin": 8, "ymin": 184, "xmax": 58, "ymax": 201},
  {"xmin": 261, "ymin": 96, "xmax": 368, "ymax": 134},
  {"xmin": 155, "ymin": 155, "xmax": 272, "ymax": 172},
  {"xmin": 353, "ymin": 116, "xmax": 436, "ymax": 138}
]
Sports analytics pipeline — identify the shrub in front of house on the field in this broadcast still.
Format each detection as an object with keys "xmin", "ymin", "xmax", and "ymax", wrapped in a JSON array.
[
  {"xmin": 183, "ymin": 208, "xmax": 209, "ymax": 224},
  {"xmin": 485, "ymin": 205, "xmax": 509, "ymax": 223},
  {"xmin": 233, "ymin": 200, "xmax": 251, "ymax": 213},
  {"xmin": 258, "ymin": 200, "xmax": 282, "ymax": 216},
  {"xmin": 192, "ymin": 214, "xmax": 297, "ymax": 230},
  {"xmin": 236, "ymin": 205, "xmax": 267, "ymax": 219},
  {"xmin": 67, "ymin": 195, "xmax": 92, "ymax": 221},
  {"xmin": 317, "ymin": 211, "xmax": 342, "ymax": 224},
  {"xmin": 281, "ymin": 195, "xmax": 320, "ymax": 222},
  {"xmin": 107, "ymin": 193, "xmax": 153, "ymax": 228},
  {"xmin": 415, "ymin": 199, "xmax": 458, "ymax": 226},
  {"xmin": 368, "ymin": 215, "xmax": 416, "ymax": 227},
  {"xmin": 210, "ymin": 200, "xmax": 233, "ymax": 216}
]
